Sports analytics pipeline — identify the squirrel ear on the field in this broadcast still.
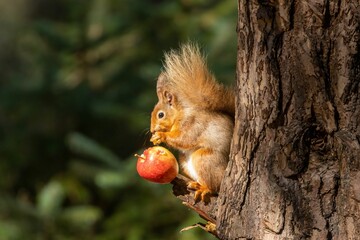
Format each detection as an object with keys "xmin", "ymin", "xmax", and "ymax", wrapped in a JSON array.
[
  {"xmin": 156, "ymin": 73, "xmax": 167, "ymax": 100},
  {"xmin": 156, "ymin": 72, "xmax": 176, "ymax": 106},
  {"xmin": 164, "ymin": 91, "xmax": 174, "ymax": 106}
]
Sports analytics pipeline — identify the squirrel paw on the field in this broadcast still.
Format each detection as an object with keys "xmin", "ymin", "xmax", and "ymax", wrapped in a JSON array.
[
  {"xmin": 150, "ymin": 132, "xmax": 164, "ymax": 145},
  {"xmin": 187, "ymin": 181, "xmax": 212, "ymax": 203}
]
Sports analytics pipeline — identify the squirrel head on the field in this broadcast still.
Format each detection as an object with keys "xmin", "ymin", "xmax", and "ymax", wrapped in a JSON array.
[{"xmin": 150, "ymin": 73, "xmax": 182, "ymax": 134}]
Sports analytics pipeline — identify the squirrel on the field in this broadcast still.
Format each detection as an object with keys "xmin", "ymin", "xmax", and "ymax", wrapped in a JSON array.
[{"xmin": 150, "ymin": 43, "xmax": 235, "ymax": 202}]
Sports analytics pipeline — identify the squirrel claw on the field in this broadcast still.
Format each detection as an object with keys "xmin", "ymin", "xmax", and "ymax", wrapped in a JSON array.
[
  {"xmin": 187, "ymin": 181, "xmax": 212, "ymax": 203},
  {"xmin": 194, "ymin": 189, "xmax": 211, "ymax": 203}
]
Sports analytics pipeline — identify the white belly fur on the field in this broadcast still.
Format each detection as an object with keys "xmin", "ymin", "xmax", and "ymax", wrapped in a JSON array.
[{"xmin": 185, "ymin": 156, "xmax": 199, "ymax": 181}]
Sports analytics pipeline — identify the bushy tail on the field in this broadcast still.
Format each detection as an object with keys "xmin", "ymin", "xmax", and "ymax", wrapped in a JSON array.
[{"xmin": 161, "ymin": 43, "xmax": 235, "ymax": 116}]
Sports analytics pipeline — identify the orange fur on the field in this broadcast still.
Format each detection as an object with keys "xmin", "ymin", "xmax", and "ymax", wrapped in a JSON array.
[{"xmin": 150, "ymin": 43, "xmax": 235, "ymax": 201}]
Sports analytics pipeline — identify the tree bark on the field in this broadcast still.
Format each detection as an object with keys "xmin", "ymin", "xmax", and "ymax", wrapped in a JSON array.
[{"xmin": 217, "ymin": 0, "xmax": 360, "ymax": 239}]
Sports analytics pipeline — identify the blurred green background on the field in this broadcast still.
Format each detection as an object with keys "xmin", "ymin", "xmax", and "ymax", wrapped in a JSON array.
[{"xmin": 0, "ymin": 0, "xmax": 237, "ymax": 239}]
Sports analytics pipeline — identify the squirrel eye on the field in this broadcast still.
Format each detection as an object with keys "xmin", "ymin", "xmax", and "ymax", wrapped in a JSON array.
[{"xmin": 158, "ymin": 111, "xmax": 165, "ymax": 119}]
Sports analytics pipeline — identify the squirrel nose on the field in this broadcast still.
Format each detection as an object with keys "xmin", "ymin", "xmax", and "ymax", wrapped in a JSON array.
[
  {"xmin": 150, "ymin": 125, "xmax": 155, "ymax": 134},
  {"xmin": 150, "ymin": 125, "xmax": 160, "ymax": 134}
]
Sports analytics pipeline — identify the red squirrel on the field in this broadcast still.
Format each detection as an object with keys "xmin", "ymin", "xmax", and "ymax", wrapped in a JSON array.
[{"xmin": 150, "ymin": 44, "xmax": 234, "ymax": 202}]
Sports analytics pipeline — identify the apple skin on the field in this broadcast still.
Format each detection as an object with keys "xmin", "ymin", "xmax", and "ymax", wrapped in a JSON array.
[{"xmin": 136, "ymin": 146, "xmax": 178, "ymax": 184}]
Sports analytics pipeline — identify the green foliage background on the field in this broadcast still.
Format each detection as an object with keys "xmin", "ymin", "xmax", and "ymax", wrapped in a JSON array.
[{"xmin": 0, "ymin": 0, "xmax": 237, "ymax": 239}]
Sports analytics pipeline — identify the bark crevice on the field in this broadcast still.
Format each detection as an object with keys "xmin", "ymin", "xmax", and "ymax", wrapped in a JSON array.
[{"xmin": 216, "ymin": 1, "xmax": 360, "ymax": 239}]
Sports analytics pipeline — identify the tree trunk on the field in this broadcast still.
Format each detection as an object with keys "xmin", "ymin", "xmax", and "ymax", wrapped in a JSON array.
[{"xmin": 217, "ymin": 0, "xmax": 360, "ymax": 239}]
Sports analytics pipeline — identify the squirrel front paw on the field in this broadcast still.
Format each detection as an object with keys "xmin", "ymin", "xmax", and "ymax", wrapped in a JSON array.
[{"xmin": 150, "ymin": 132, "xmax": 164, "ymax": 145}]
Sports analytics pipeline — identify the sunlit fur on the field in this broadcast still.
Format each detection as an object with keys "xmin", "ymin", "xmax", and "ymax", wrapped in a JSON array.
[
  {"xmin": 163, "ymin": 43, "xmax": 235, "ymax": 116},
  {"xmin": 150, "ymin": 43, "xmax": 235, "ymax": 195}
]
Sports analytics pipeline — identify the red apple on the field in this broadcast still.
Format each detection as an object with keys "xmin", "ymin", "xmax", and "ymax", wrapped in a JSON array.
[{"xmin": 135, "ymin": 146, "xmax": 178, "ymax": 183}]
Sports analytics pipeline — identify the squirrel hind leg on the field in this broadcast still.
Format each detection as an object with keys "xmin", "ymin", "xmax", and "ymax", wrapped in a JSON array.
[
  {"xmin": 187, "ymin": 181, "xmax": 212, "ymax": 203},
  {"xmin": 182, "ymin": 148, "xmax": 226, "ymax": 203},
  {"xmin": 189, "ymin": 148, "xmax": 226, "ymax": 193}
]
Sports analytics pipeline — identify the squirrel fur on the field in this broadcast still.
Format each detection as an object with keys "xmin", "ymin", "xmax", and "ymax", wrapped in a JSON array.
[{"xmin": 150, "ymin": 43, "xmax": 234, "ymax": 201}]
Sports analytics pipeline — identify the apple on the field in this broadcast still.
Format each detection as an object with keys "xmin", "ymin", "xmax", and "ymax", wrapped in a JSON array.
[{"xmin": 135, "ymin": 146, "xmax": 178, "ymax": 184}]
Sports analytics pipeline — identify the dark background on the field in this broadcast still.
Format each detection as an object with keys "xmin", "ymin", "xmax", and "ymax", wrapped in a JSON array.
[{"xmin": 0, "ymin": 0, "xmax": 237, "ymax": 239}]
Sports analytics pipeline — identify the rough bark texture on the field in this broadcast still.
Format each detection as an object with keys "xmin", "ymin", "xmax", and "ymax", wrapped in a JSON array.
[{"xmin": 216, "ymin": 0, "xmax": 360, "ymax": 239}]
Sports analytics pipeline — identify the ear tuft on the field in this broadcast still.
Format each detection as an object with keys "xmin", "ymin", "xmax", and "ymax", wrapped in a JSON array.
[
  {"xmin": 156, "ymin": 73, "xmax": 167, "ymax": 100},
  {"xmin": 156, "ymin": 72, "xmax": 176, "ymax": 106}
]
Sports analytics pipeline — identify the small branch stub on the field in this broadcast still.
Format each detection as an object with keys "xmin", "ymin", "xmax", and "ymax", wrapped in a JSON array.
[{"xmin": 171, "ymin": 174, "xmax": 219, "ymax": 235}]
